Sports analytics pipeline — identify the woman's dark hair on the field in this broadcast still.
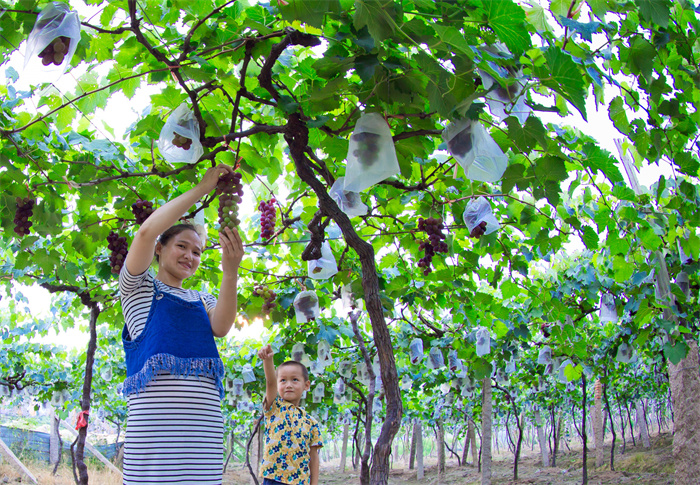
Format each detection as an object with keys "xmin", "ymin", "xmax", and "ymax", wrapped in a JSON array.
[{"xmin": 155, "ymin": 223, "xmax": 199, "ymax": 262}]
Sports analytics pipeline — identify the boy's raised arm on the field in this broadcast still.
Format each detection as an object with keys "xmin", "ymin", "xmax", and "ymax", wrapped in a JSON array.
[{"xmin": 257, "ymin": 344, "xmax": 277, "ymax": 410}]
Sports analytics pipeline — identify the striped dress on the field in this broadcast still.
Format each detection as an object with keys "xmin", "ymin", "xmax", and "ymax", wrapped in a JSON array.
[{"xmin": 119, "ymin": 269, "xmax": 224, "ymax": 485}]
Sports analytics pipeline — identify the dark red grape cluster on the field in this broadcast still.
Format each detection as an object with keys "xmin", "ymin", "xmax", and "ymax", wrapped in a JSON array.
[
  {"xmin": 216, "ymin": 171, "xmax": 244, "ymax": 232},
  {"xmin": 172, "ymin": 133, "xmax": 192, "ymax": 150},
  {"xmin": 131, "ymin": 199, "xmax": 154, "ymax": 225},
  {"xmin": 38, "ymin": 36, "xmax": 70, "ymax": 66},
  {"xmin": 107, "ymin": 231, "xmax": 128, "ymax": 274},
  {"xmin": 258, "ymin": 199, "xmax": 276, "ymax": 239},
  {"xmin": 417, "ymin": 217, "xmax": 448, "ymax": 275},
  {"xmin": 253, "ymin": 285, "xmax": 277, "ymax": 313},
  {"xmin": 13, "ymin": 197, "xmax": 35, "ymax": 237}
]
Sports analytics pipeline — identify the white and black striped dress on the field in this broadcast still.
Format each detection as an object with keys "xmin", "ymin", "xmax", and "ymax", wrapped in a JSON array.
[{"xmin": 119, "ymin": 269, "xmax": 224, "ymax": 485}]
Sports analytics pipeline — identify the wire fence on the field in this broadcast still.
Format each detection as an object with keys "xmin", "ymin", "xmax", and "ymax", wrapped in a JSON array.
[{"xmin": 0, "ymin": 425, "xmax": 123, "ymax": 463}]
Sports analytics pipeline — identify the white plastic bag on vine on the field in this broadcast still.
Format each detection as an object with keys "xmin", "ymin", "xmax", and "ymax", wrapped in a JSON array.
[
  {"xmin": 409, "ymin": 337, "xmax": 424, "ymax": 364},
  {"xmin": 312, "ymin": 383, "xmax": 325, "ymax": 403},
  {"xmin": 341, "ymin": 283, "xmax": 361, "ymax": 311},
  {"xmin": 448, "ymin": 350, "xmax": 461, "ymax": 372},
  {"xmin": 615, "ymin": 342, "xmax": 637, "ymax": 363},
  {"xmin": 537, "ymin": 346, "xmax": 552, "ymax": 365},
  {"xmin": 307, "ymin": 241, "xmax": 338, "ymax": 280},
  {"xmin": 463, "ymin": 197, "xmax": 500, "ymax": 237},
  {"xmin": 343, "ymin": 113, "xmax": 400, "ymax": 192},
  {"xmin": 442, "ymin": 119, "xmax": 507, "ymax": 183},
  {"xmin": 478, "ymin": 69, "xmax": 531, "ymax": 124},
  {"xmin": 505, "ymin": 358, "xmax": 516, "ymax": 374},
  {"xmin": 676, "ymin": 270, "xmax": 690, "ymax": 297},
  {"xmin": 330, "ymin": 177, "xmax": 368, "ymax": 217},
  {"xmin": 599, "ymin": 294, "xmax": 617, "ymax": 323},
  {"xmin": 427, "ymin": 347, "xmax": 445, "ymax": 370},
  {"xmin": 338, "ymin": 360, "xmax": 353, "ymax": 379},
  {"xmin": 317, "ymin": 338, "xmax": 332, "ymax": 366},
  {"xmin": 400, "ymin": 374, "xmax": 413, "ymax": 391},
  {"xmin": 293, "ymin": 290, "xmax": 320, "ymax": 323},
  {"xmin": 356, "ymin": 363, "xmax": 370, "ymax": 385},
  {"xmin": 309, "ymin": 360, "xmax": 324, "ymax": 376},
  {"xmin": 372, "ymin": 398, "xmax": 383, "ymax": 414},
  {"xmin": 241, "ymin": 363, "xmax": 256, "ymax": 383},
  {"xmin": 475, "ymin": 326, "xmax": 491, "ymax": 356},
  {"xmin": 291, "ymin": 342, "xmax": 306, "ymax": 363},
  {"xmin": 558, "ymin": 359, "xmax": 574, "ymax": 383},
  {"xmin": 24, "ymin": 2, "xmax": 81, "ymax": 82},
  {"xmin": 157, "ymin": 104, "xmax": 204, "ymax": 164}
]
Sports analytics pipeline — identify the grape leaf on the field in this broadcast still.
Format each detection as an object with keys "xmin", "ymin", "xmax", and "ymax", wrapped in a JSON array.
[
  {"xmin": 636, "ymin": 0, "xmax": 670, "ymax": 28},
  {"xmin": 479, "ymin": 0, "xmax": 532, "ymax": 56}
]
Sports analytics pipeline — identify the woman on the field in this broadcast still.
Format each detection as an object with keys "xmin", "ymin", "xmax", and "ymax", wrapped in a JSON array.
[{"xmin": 119, "ymin": 164, "xmax": 244, "ymax": 484}]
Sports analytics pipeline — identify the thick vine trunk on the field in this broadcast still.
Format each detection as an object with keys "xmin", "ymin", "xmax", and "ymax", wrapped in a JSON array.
[
  {"xmin": 635, "ymin": 400, "xmax": 650, "ymax": 448},
  {"xmin": 462, "ymin": 419, "xmax": 476, "ymax": 465},
  {"xmin": 349, "ymin": 312, "xmax": 375, "ymax": 485},
  {"xmin": 581, "ymin": 375, "xmax": 588, "ymax": 485},
  {"xmin": 73, "ymin": 303, "xmax": 100, "ymax": 484},
  {"xmin": 409, "ymin": 420, "xmax": 417, "ymax": 470},
  {"xmin": 415, "ymin": 421, "xmax": 424, "ymax": 480},
  {"xmin": 534, "ymin": 409, "xmax": 549, "ymax": 467},
  {"xmin": 285, "ymin": 112, "xmax": 401, "ymax": 485},
  {"xmin": 340, "ymin": 422, "xmax": 350, "ymax": 472},
  {"xmin": 602, "ymin": 379, "xmax": 616, "ymax": 471},
  {"xmin": 481, "ymin": 377, "xmax": 492, "ymax": 485},
  {"xmin": 668, "ymin": 338, "xmax": 700, "ymax": 484},
  {"xmin": 594, "ymin": 380, "xmax": 604, "ymax": 467},
  {"xmin": 436, "ymin": 420, "xmax": 445, "ymax": 481}
]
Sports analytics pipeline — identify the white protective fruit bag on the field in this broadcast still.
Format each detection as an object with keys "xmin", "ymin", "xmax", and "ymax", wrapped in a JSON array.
[
  {"xmin": 409, "ymin": 337, "xmax": 424, "ymax": 364},
  {"xmin": 24, "ymin": 2, "xmax": 81, "ymax": 82},
  {"xmin": 478, "ymin": 69, "xmax": 531, "ymax": 125},
  {"xmin": 308, "ymin": 241, "xmax": 338, "ymax": 280},
  {"xmin": 338, "ymin": 360, "xmax": 353, "ymax": 378},
  {"xmin": 330, "ymin": 177, "xmax": 368, "ymax": 217},
  {"xmin": 537, "ymin": 345, "xmax": 552, "ymax": 365},
  {"xmin": 291, "ymin": 342, "xmax": 306, "ymax": 362},
  {"xmin": 443, "ymin": 119, "xmax": 508, "ymax": 183},
  {"xmin": 463, "ymin": 197, "xmax": 500, "ymax": 236},
  {"xmin": 344, "ymin": 113, "xmax": 400, "ymax": 192},
  {"xmin": 599, "ymin": 294, "xmax": 617, "ymax": 322},
  {"xmin": 293, "ymin": 291, "xmax": 320, "ymax": 323},
  {"xmin": 341, "ymin": 283, "xmax": 360, "ymax": 311},
  {"xmin": 317, "ymin": 338, "xmax": 332, "ymax": 366},
  {"xmin": 427, "ymin": 347, "xmax": 445, "ymax": 370},
  {"xmin": 157, "ymin": 104, "xmax": 204, "ymax": 164},
  {"xmin": 475, "ymin": 327, "xmax": 491, "ymax": 356},
  {"xmin": 241, "ymin": 363, "xmax": 256, "ymax": 383},
  {"xmin": 615, "ymin": 342, "xmax": 637, "ymax": 363}
]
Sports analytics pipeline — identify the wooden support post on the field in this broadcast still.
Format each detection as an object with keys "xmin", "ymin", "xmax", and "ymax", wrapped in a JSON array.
[
  {"xmin": 0, "ymin": 436, "xmax": 38, "ymax": 484},
  {"xmin": 59, "ymin": 420, "xmax": 123, "ymax": 476}
]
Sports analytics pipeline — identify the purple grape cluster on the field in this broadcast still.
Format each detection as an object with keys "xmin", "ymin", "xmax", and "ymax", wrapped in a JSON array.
[
  {"xmin": 253, "ymin": 285, "xmax": 277, "ymax": 313},
  {"xmin": 13, "ymin": 197, "xmax": 35, "ymax": 237},
  {"xmin": 417, "ymin": 217, "xmax": 448, "ymax": 275},
  {"xmin": 131, "ymin": 199, "xmax": 154, "ymax": 225},
  {"xmin": 216, "ymin": 172, "xmax": 244, "ymax": 232},
  {"xmin": 258, "ymin": 199, "xmax": 276, "ymax": 239},
  {"xmin": 38, "ymin": 36, "xmax": 70, "ymax": 66},
  {"xmin": 107, "ymin": 231, "xmax": 128, "ymax": 274}
]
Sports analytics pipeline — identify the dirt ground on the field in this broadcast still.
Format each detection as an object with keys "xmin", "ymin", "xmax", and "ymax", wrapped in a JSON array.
[{"xmin": 1, "ymin": 432, "xmax": 674, "ymax": 484}]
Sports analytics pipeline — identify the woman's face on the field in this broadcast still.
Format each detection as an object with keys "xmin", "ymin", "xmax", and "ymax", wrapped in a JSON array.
[{"xmin": 155, "ymin": 229, "xmax": 203, "ymax": 282}]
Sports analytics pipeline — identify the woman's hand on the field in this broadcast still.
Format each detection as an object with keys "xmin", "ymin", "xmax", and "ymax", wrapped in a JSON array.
[
  {"xmin": 219, "ymin": 226, "xmax": 244, "ymax": 275},
  {"xmin": 197, "ymin": 164, "xmax": 234, "ymax": 194}
]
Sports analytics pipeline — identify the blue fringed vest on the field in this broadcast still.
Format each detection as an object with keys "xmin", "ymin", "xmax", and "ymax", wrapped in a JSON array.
[{"xmin": 122, "ymin": 282, "xmax": 225, "ymax": 399}]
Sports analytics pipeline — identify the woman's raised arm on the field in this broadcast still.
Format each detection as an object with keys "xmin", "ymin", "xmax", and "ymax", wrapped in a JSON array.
[{"xmin": 124, "ymin": 164, "xmax": 233, "ymax": 276}]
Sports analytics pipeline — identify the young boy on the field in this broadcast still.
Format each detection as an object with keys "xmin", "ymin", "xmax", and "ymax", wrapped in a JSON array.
[{"xmin": 257, "ymin": 344, "xmax": 323, "ymax": 485}]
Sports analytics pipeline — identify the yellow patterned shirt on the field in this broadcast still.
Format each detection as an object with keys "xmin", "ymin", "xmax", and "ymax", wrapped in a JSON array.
[{"xmin": 260, "ymin": 396, "xmax": 323, "ymax": 485}]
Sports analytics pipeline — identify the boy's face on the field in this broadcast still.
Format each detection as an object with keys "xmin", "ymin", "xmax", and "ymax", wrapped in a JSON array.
[{"xmin": 277, "ymin": 364, "xmax": 310, "ymax": 405}]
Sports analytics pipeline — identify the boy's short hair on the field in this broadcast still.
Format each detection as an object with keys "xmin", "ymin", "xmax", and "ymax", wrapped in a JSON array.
[{"xmin": 278, "ymin": 361, "xmax": 309, "ymax": 381}]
